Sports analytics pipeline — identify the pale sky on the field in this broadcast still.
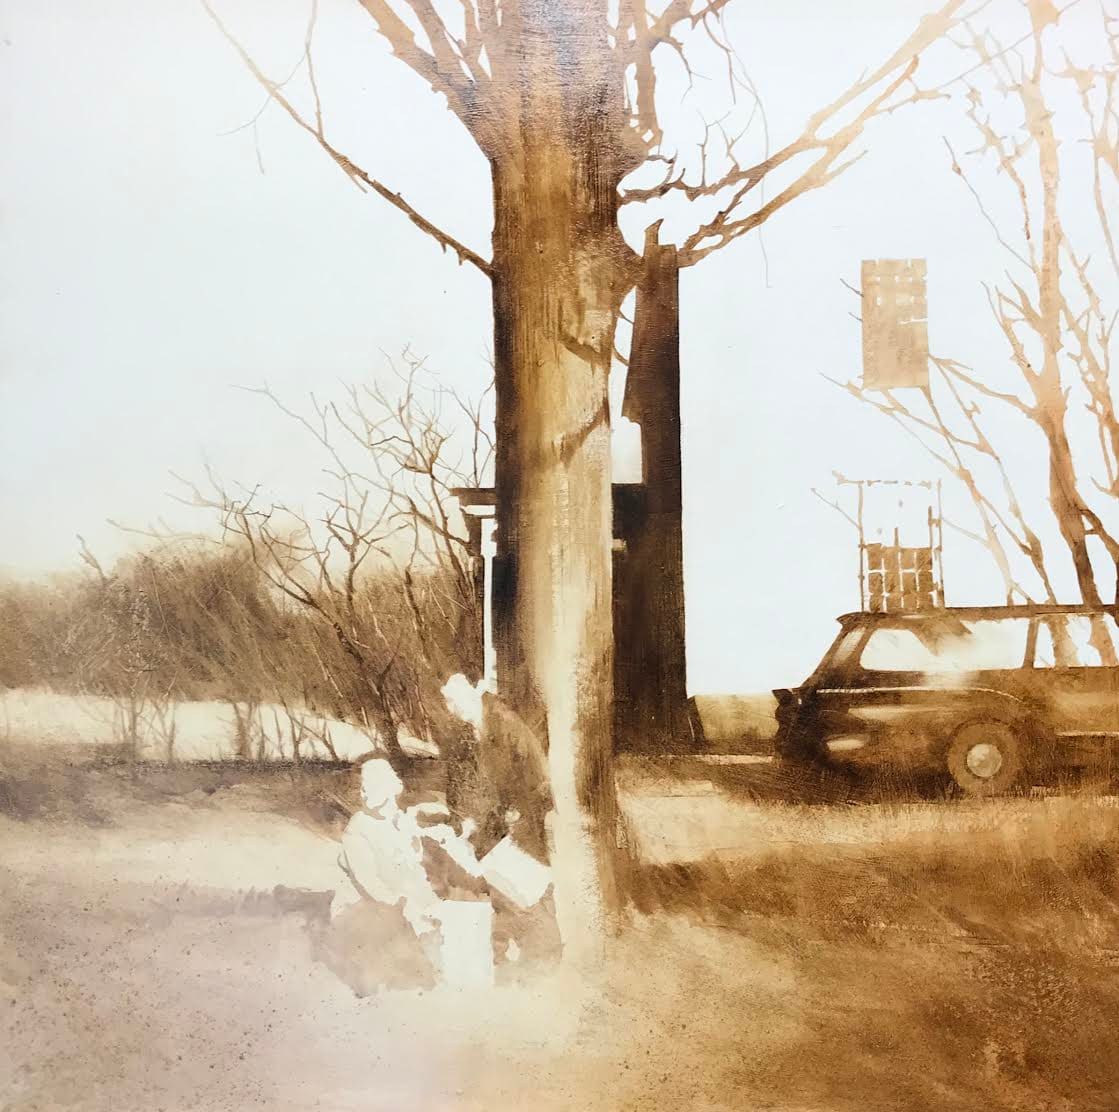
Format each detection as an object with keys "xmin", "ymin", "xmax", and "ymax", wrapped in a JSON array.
[{"xmin": 1, "ymin": 0, "xmax": 1114, "ymax": 692}]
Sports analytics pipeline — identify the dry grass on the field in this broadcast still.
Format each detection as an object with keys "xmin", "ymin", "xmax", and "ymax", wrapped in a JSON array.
[
  {"xmin": 2, "ymin": 743, "xmax": 1118, "ymax": 1110},
  {"xmin": 691, "ymin": 692, "xmax": 778, "ymax": 751}
]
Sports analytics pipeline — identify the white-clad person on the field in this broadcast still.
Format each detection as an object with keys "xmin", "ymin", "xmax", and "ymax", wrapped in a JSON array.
[
  {"xmin": 324, "ymin": 756, "xmax": 493, "ymax": 992},
  {"xmin": 333, "ymin": 759, "xmax": 443, "ymax": 935},
  {"xmin": 320, "ymin": 759, "xmax": 444, "ymax": 992}
]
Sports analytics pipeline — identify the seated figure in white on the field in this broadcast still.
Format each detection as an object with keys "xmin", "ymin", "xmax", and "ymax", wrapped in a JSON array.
[{"xmin": 330, "ymin": 757, "xmax": 497, "ymax": 989}]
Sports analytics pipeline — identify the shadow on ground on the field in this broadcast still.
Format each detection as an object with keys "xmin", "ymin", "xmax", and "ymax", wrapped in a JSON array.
[{"xmin": 3, "ymin": 740, "xmax": 1119, "ymax": 1110}]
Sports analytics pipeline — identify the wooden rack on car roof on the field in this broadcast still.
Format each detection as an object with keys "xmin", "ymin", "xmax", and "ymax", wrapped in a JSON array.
[{"xmin": 832, "ymin": 476, "xmax": 945, "ymax": 614}]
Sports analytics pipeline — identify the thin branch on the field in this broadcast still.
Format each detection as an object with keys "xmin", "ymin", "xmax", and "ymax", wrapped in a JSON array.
[
  {"xmin": 201, "ymin": 0, "xmax": 492, "ymax": 277},
  {"xmin": 932, "ymin": 355, "xmax": 1035, "ymax": 415},
  {"xmin": 811, "ymin": 487, "xmax": 859, "ymax": 530}
]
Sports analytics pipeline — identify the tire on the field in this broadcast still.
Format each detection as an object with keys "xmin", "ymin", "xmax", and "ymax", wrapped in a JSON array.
[{"xmin": 945, "ymin": 720, "xmax": 1025, "ymax": 797}]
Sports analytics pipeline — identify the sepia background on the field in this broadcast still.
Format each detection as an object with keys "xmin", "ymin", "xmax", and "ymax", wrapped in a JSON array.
[{"xmin": 4, "ymin": 3, "xmax": 1119, "ymax": 1112}]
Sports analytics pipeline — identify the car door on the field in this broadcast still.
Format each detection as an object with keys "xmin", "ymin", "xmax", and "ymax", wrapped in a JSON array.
[
  {"xmin": 801, "ymin": 623, "xmax": 876, "ymax": 750},
  {"xmin": 838, "ymin": 616, "xmax": 1032, "ymax": 764},
  {"xmin": 807, "ymin": 621, "xmax": 950, "ymax": 763},
  {"xmin": 1031, "ymin": 613, "xmax": 1119, "ymax": 753}
]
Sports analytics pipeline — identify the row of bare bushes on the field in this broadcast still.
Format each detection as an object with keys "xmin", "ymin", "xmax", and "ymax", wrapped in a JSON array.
[
  {"xmin": 0, "ymin": 353, "xmax": 493, "ymax": 768},
  {"xmin": 0, "ymin": 543, "xmax": 479, "ymax": 763}
]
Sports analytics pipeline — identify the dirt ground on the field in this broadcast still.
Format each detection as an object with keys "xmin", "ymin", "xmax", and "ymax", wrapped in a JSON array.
[{"xmin": 2, "ymin": 743, "xmax": 1118, "ymax": 1111}]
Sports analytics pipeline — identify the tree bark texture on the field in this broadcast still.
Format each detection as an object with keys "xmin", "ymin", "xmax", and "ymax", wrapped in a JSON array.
[{"xmin": 488, "ymin": 0, "xmax": 635, "ymax": 950}]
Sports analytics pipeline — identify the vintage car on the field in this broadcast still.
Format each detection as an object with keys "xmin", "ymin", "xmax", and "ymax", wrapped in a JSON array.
[{"xmin": 773, "ymin": 604, "xmax": 1119, "ymax": 795}]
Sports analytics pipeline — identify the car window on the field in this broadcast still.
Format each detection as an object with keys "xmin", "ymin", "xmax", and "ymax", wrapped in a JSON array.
[
  {"xmin": 827, "ymin": 628, "xmax": 865, "ymax": 667},
  {"xmin": 808, "ymin": 627, "xmax": 864, "ymax": 681},
  {"xmin": 1034, "ymin": 614, "xmax": 1119, "ymax": 667},
  {"xmin": 859, "ymin": 618, "xmax": 1029, "ymax": 673}
]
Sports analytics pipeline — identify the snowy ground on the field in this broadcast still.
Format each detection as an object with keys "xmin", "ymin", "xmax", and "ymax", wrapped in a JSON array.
[{"xmin": 0, "ymin": 688, "xmax": 388, "ymax": 762}]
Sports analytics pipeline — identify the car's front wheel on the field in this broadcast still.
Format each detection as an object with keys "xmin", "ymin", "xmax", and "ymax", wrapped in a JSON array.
[{"xmin": 945, "ymin": 720, "xmax": 1025, "ymax": 797}]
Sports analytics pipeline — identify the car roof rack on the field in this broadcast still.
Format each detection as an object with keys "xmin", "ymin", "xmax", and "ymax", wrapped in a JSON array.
[{"xmin": 837, "ymin": 602, "xmax": 1119, "ymax": 622}]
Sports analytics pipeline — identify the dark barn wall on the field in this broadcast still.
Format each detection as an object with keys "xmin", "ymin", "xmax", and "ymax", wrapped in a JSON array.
[{"xmin": 615, "ymin": 239, "xmax": 692, "ymax": 752}]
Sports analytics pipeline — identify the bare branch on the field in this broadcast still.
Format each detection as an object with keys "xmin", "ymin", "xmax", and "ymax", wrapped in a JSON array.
[
  {"xmin": 943, "ymin": 136, "xmax": 1033, "ymax": 270},
  {"xmin": 76, "ymin": 535, "xmax": 109, "ymax": 586},
  {"xmin": 624, "ymin": 1, "xmax": 975, "ymax": 266},
  {"xmin": 932, "ymin": 355, "xmax": 1035, "ymax": 415},
  {"xmin": 811, "ymin": 487, "xmax": 859, "ymax": 530},
  {"xmin": 201, "ymin": 0, "xmax": 492, "ymax": 277},
  {"xmin": 356, "ymin": 0, "xmax": 488, "ymax": 140}
]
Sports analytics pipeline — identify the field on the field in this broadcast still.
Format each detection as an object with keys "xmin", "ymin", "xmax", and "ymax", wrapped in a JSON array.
[{"xmin": 3, "ymin": 733, "xmax": 1119, "ymax": 1111}]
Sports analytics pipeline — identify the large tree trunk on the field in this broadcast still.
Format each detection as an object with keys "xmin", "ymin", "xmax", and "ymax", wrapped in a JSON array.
[
  {"xmin": 1027, "ymin": 45, "xmax": 1116, "ymax": 657},
  {"xmin": 1040, "ymin": 409, "xmax": 1118, "ymax": 663},
  {"xmin": 488, "ymin": 0, "xmax": 634, "ymax": 955},
  {"xmin": 1045, "ymin": 415, "xmax": 1101, "ymax": 604}
]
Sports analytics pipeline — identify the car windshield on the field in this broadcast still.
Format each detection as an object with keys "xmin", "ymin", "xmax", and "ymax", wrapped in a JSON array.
[{"xmin": 859, "ymin": 618, "xmax": 1029, "ymax": 673}]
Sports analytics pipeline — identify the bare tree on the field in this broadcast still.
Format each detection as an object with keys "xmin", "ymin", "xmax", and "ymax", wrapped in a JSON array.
[
  {"xmin": 202, "ymin": 0, "xmax": 977, "ymax": 947},
  {"xmin": 60, "ymin": 551, "xmax": 188, "ymax": 762},
  {"xmin": 148, "ymin": 545, "xmax": 290, "ymax": 759},
  {"xmin": 174, "ymin": 354, "xmax": 487, "ymax": 767},
  {"xmin": 175, "ymin": 463, "xmax": 408, "ymax": 761},
  {"xmin": 840, "ymin": 0, "xmax": 1119, "ymax": 658},
  {"xmin": 147, "ymin": 696, "xmax": 180, "ymax": 764},
  {"xmin": 270, "ymin": 699, "xmax": 345, "ymax": 763},
  {"xmin": 96, "ymin": 576, "xmax": 162, "ymax": 761}
]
